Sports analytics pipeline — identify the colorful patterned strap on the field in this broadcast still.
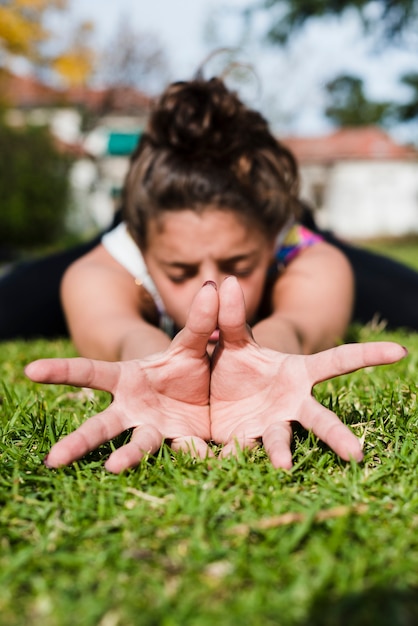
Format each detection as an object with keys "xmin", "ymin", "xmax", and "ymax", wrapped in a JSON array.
[{"xmin": 276, "ymin": 224, "xmax": 324, "ymax": 266}]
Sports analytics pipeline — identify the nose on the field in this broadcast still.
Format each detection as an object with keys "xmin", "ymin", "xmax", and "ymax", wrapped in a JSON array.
[{"xmin": 200, "ymin": 266, "xmax": 225, "ymax": 288}]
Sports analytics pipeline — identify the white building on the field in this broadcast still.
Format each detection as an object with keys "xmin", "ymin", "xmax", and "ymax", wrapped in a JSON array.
[{"xmin": 283, "ymin": 127, "xmax": 418, "ymax": 240}]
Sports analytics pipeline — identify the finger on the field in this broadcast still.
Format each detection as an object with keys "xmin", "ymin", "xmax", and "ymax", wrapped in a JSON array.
[
  {"xmin": 170, "ymin": 436, "xmax": 214, "ymax": 459},
  {"xmin": 105, "ymin": 424, "xmax": 163, "ymax": 473},
  {"xmin": 44, "ymin": 405, "xmax": 127, "ymax": 468},
  {"xmin": 218, "ymin": 276, "xmax": 254, "ymax": 344},
  {"xmin": 25, "ymin": 358, "xmax": 120, "ymax": 393},
  {"xmin": 171, "ymin": 281, "xmax": 219, "ymax": 355},
  {"xmin": 299, "ymin": 399, "xmax": 363, "ymax": 462},
  {"xmin": 218, "ymin": 434, "xmax": 260, "ymax": 460},
  {"xmin": 262, "ymin": 422, "xmax": 293, "ymax": 470},
  {"xmin": 307, "ymin": 342, "xmax": 407, "ymax": 386}
]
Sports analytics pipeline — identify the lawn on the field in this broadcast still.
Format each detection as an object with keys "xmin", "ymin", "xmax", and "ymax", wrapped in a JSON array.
[
  {"xmin": 1, "ymin": 240, "xmax": 418, "ymax": 626},
  {"xmin": 362, "ymin": 236, "xmax": 418, "ymax": 271}
]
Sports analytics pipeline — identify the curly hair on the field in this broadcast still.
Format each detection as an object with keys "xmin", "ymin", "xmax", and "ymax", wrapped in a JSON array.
[{"xmin": 122, "ymin": 77, "xmax": 301, "ymax": 248}]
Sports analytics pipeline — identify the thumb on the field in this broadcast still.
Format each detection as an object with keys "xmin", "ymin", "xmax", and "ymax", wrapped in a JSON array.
[
  {"xmin": 171, "ymin": 281, "xmax": 219, "ymax": 354},
  {"xmin": 218, "ymin": 276, "xmax": 252, "ymax": 344}
]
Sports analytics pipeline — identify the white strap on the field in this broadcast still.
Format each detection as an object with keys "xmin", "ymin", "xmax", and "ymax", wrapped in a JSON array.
[{"xmin": 101, "ymin": 222, "xmax": 166, "ymax": 316}]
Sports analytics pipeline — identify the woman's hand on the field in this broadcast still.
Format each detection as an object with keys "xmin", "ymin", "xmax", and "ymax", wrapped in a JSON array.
[
  {"xmin": 210, "ymin": 277, "xmax": 407, "ymax": 468},
  {"xmin": 26, "ymin": 276, "xmax": 407, "ymax": 473},
  {"xmin": 25, "ymin": 282, "xmax": 219, "ymax": 473}
]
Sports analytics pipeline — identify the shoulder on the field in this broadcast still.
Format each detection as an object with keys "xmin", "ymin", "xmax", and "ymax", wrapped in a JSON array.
[
  {"xmin": 61, "ymin": 242, "xmax": 138, "ymax": 303},
  {"xmin": 270, "ymin": 241, "xmax": 354, "ymax": 351},
  {"xmin": 277, "ymin": 237, "xmax": 353, "ymax": 286},
  {"xmin": 272, "ymin": 239, "xmax": 354, "ymax": 317}
]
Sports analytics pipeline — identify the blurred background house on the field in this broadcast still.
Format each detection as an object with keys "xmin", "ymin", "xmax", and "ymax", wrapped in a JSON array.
[
  {"xmin": 2, "ymin": 70, "xmax": 418, "ymax": 242},
  {"xmin": 284, "ymin": 127, "xmax": 418, "ymax": 239}
]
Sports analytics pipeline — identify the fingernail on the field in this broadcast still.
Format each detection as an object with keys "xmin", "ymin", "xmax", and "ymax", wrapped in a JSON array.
[
  {"xmin": 203, "ymin": 280, "xmax": 217, "ymax": 289},
  {"xmin": 402, "ymin": 346, "xmax": 409, "ymax": 356},
  {"xmin": 43, "ymin": 454, "xmax": 52, "ymax": 469}
]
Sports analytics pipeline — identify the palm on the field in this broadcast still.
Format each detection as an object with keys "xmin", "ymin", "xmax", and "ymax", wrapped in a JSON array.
[
  {"xmin": 210, "ymin": 277, "xmax": 407, "ymax": 468},
  {"xmin": 210, "ymin": 342, "xmax": 309, "ymax": 468},
  {"xmin": 26, "ymin": 282, "xmax": 218, "ymax": 472}
]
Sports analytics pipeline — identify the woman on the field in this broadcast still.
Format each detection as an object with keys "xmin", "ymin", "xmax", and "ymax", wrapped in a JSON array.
[{"xmin": 7, "ymin": 75, "xmax": 409, "ymax": 471}]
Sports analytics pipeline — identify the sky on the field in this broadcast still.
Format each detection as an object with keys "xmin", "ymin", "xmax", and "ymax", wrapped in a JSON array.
[
  {"xmin": 67, "ymin": 0, "xmax": 243, "ymax": 78},
  {"xmin": 64, "ymin": 0, "xmax": 418, "ymax": 139}
]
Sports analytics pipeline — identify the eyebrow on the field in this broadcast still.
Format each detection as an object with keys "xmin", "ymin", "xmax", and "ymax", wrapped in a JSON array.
[{"xmin": 161, "ymin": 252, "xmax": 259, "ymax": 269}]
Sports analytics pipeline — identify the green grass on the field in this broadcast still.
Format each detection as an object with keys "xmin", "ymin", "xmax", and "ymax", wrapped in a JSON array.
[
  {"xmin": 361, "ymin": 236, "xmax": 418, "ymax": 271},
  {"xmin": 1, "ymin": 326, "xmax": 417, "ymax": 626},
  {"xmin": 1, "ymin": 237, "xmax": 418, "ymax": 626}
]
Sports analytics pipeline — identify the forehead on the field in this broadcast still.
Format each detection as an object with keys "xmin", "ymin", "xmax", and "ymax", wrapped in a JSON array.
[{"xmin": 145, "ymin": 209, "xmax": 270, "ymax": 258}]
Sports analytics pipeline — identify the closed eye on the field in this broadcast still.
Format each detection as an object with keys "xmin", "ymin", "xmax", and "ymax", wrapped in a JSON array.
[
  {"xmin": 220, "ymin": 264, "xmax": 255, "ymax": 278},
  {"xmin": 166, "ymin": 266, "xmax": 198, "ymax": 284}
]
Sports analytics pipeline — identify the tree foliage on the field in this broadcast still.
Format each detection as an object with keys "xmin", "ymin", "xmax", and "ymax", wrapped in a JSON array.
[
  {"xmin": 0, "ymin": 0, "xmax": 95, "ymax": 86},
  {"xmin": 397, "ymin": 72, "xmax": 418, "ymax": 122},
  {"xmin": 246, "ymin": 1, "xmax": 418, "ymax": 128},
  {"xmin": 0, "ymin": 120, "xmax": 72, "ymax": 249},
  {"xmin": 324, "ymin": 75, "xmax": 393, "ymax": 127},
  {"xmin": 258, "ymin": 0, "xmax": 418, "ymax": 44}
]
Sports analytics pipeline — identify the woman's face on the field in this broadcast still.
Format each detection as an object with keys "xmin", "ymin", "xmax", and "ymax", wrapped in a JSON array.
[{"xmin": 142, "ymin": 208, "xmax": 276, "ymax": 340}]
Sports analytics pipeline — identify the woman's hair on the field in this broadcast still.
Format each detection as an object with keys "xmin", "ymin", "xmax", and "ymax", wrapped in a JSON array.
[{"xmin": 122, "ymin": 76, "xmax": 301, "ymax": 248}]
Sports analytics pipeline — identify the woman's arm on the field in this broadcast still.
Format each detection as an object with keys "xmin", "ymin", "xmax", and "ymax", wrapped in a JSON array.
[
  {"xmin": 61, "ymin": 244, "xmax": 171, "ymax": 361},
  {"xmin": 252, "ymin": 241, "xmax": 354, "ymax": 354}
]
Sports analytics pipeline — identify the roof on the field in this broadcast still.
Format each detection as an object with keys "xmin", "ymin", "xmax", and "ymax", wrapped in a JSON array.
[
  {"xmin": 66, "ymin": 84, "xmax": 152, "ymax": 114},
  {"xmin": 0, "ymin": 70, "xmax": 152, "ymax": 114},
  {"xmin": 0, "ymin": 71, "xmax": 65, "ymax": 108},
  {"xmin": 282, "ymin": 127, "xmax": 418, "ymax": 164}
]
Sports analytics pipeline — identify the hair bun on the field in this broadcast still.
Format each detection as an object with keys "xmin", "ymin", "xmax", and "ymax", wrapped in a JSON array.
[{"xmin": 148, "ymin": 78, "xmax": 243, "ymax": 157}]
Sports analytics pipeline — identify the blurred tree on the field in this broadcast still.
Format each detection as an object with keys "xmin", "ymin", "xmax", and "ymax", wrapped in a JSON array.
[
  {"xmin": 254, "ymin": 0, "xmax": 418, "ymax": 44},
  {"xmin": 0, "ymin": 0, "xmax": 94, "ymax": 86},
  {"xmin": 396, "ymin": 72, "xmax": 418, "ymax": 123},
  {"xmin": 0, "ymin": 120, "xmax": 73, "ymax": 249},
  {"xmin": 240, "ymin": 1, "xmax": 418, "ymax": 130},
  {"xmin": 324, "ymin": 75, "xmax": 393, "ymax": 127},
  {"xmin": 75, "ymin": 16, "xmax": 169, "ymax": 131},
  {"xmin": 50, "ymin": 21, "xmax": 95, "ymax": 87},
  {"xmin": 97, "ymin": 15, "xmax": 169, "ymax": 93}
]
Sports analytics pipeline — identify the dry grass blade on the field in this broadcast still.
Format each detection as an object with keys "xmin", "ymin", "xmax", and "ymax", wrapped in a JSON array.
[{"xmin": 229, "ymin": 503, "xmax": 370, "ymax": 536}]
